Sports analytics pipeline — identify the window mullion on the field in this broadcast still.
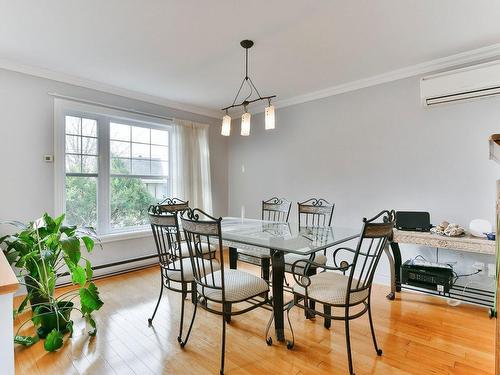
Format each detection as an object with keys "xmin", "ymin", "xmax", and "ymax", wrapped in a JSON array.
[{"xmin": 97, "ymin": 116, "xmax": 110, "ymax": 235}]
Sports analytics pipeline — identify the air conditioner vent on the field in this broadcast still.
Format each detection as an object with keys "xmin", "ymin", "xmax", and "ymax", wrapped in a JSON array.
[{"xmin": 421, "ymin": 60, "xmax": 500, "ymax": 106}]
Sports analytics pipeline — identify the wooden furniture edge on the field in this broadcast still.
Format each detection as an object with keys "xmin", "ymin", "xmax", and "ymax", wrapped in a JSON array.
[
  {"xmin": 0, "ymin": 251, "xmax": 18, "ymax": 295},
  {"xmin": 392, "ymin": 228, "xmax": 495, "ymax": 255}
]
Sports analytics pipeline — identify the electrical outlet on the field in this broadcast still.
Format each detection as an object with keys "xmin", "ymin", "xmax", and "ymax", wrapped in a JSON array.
[
  {"xmin": 488, "ymin": 263, "xmax": 496, "ymax": 278},
  {"xmin": 472, "ymin": 262, "xmax": 485, "ymax": 271}
]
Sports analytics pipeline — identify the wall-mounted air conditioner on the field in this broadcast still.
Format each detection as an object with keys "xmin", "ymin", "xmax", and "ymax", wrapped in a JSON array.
[{"xmin": 420, "ymin": 60, "xmax": 500, "ymax": 106}]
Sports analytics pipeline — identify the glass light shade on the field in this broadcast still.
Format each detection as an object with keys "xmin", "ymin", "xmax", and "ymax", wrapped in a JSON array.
[
  {"xmin": 221, "ymin": 114, "xmax": 231, "ymax": 136},
  {"xmin": 241, "ymin": 112, "xmax": 251, "ymax": 136},
  {"xmin": 265, "ymin": 104, "xmax": 275, "ymax": 130}
]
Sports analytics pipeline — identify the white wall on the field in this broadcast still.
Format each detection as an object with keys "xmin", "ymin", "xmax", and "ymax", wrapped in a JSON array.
[
  {"xmin": 227, "ymin": 75, "xmax": 500, "ymax": 288},
  {"xmin": 0, "ymin": 68, "xmax": 228, "ymax": 278}
]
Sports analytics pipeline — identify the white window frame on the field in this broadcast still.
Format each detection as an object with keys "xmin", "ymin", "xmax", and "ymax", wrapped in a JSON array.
[{"xmin": 54, "ymin": 98, "xmax": 172, "ymax": 240}]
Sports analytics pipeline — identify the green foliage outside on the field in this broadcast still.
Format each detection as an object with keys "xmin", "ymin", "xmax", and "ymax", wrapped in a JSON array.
[{"xmin": 65, "ymin": 158, "xmax": 157, "ymax": 229}]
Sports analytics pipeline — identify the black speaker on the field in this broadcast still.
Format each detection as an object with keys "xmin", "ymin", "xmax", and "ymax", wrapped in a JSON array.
[{"xmin": 395, "ymin": 211, "xmax": 431, "ymax": 232}]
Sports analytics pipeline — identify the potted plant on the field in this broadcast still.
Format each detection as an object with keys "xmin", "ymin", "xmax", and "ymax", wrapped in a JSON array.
[{"xmin": 0, "ymin": 213, "xmax": 103, "ymax": 352}]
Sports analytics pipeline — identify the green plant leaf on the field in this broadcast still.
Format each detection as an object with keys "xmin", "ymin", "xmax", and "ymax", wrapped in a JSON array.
[
  {"xmin": 87, "ymin": 315, "xmax": 97, "ymax": 336},
  {"xmin": 80, "ymin": 283, "xmax": 103, "ymax": 314},
  {"xmin": 32, "ymin": 306, "xmax": 43, "ymax": 326},
  {"xmin": 81, "ymin": 236, "xmax": 94, "ymax": 252},
  {"xmin": 54, "ymin": 214, "xmax": 65, "ymax": 229},
  {"xmin": 85, "ymin": 259, "xmax": 93, "ymax": 280},
  {"xmin": 44, "ymin": 329, "xmax": 64, "ymax": 352},
  {"xmin": 71, "ymin": 265, "xmax": 86, "ymax": 286},
  {"xmin": 14, "ymin": 335, "xmax": 39, "ymax": 346},
  {"xmin": 15, "ymin": 293, "xmax": 30, "ymax": 316},
  {"xmin": 61, "ymin": 237, "xmax": 81, "ymax": 264},
  {"xmin": 60, "ymin": 225, "xmax": 77, "ymax": 237},
  {"xmin": 43, "ymin": 213, "xmax": 56, "ymax": 232},
  {"xmin": 44, "ymin": 233, "xmax": 60, "ymax": 250}
]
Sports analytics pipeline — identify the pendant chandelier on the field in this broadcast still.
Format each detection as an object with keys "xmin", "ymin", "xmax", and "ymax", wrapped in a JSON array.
[{"xmin": 221, "ymin": 40, "xmax": 276, "ymax": 136}]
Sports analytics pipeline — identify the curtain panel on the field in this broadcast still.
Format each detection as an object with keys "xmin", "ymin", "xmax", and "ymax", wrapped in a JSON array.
[{"xmin": 171, "ymin": 119, "xmax": 213, "ymax": 214}]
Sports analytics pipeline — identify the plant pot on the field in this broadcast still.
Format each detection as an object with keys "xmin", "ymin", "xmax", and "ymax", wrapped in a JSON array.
[
  {"xmin": 24, "ymin": 276, "xmax": 49, "ymax": 312},
  {"xmin": 35, "ymin": 301, "xmax": 74, "ymax": 339}
]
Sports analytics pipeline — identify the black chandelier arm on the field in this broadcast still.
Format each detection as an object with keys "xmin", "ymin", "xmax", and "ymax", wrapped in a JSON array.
[
  {"xmin": 231, "ymin": 76, "xmax": 248, "ymax": 107},
  {"xmin": 247, "ymin": 77, "xmax": 263, "ymax": 99},
  {"xmin": 243, "ymin": 79, "xmax": 254, "ymax": 103},
  {"xmin": 221, "ymin": 95, "xmax": 276, "ymax": 112}
]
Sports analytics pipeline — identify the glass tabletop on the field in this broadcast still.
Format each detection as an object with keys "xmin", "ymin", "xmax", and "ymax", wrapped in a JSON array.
[{"xmin": 221, "ymin": 217, "xmax": 359, "ymax": 255}]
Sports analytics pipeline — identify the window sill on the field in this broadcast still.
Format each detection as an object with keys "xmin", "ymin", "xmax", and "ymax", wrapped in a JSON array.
[{"xmin": 99, "ymin": 229, "xmax": 152, "ymax": 244}]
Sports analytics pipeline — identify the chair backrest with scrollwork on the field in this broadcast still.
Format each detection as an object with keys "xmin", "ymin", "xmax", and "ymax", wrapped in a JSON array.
[
  {"xmin": 261, "ymin": 197, "xmax": 291, "ymax": 222},
  {"xmin": 341, "ymin": 210, "xmax": 395, "ymax": 305},
  {"xmin": 149, "ymin": 197, "xmax": 189, "ymax": 215},
  {"xmin": 298, "ymin": 198, "xmax": 334, "ymax": 227},
  {"xmin": 180, "ymin": 208, "xmax": 225, "ymax": 303},
  {"xmin": 148, "ymin": 206, "xmax": 186, "ymax": 283}
]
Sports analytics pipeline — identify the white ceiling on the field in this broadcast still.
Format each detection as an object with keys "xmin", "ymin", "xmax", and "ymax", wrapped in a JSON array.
[{"xmin": 1, "ymin": 0, "xmax": 500, "ymax": 116}]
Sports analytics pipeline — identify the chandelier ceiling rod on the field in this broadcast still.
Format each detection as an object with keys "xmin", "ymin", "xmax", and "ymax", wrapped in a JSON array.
[{"xmin": 221, "ymin": 40, "xmax": 276, "ymax": 112}]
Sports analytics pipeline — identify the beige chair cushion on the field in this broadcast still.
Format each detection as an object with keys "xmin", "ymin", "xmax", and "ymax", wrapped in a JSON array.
[
  {"xmin": 179, "ymin": 241, "xmax": 216, "ymax": 258},
  {"xmin": 284, "ymin": 253, "xmax": 327, "ymax": 273},
  {"xmin": 165, "ymin": 258, "xmax": 220, "ymax": 282},
  {"xmin": 293, "ymin": 272, "xmax": 369, "ymax": 306},
  {"xmin": 198, "ymin": 269, "xmax": 269, "ymax": 302}
]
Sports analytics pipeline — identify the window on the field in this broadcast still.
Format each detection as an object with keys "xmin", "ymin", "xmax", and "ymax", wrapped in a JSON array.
[
  {"xmin": 109, "ymin": 122, "xmax": 169, "ymax": 230},
  {"xmin": 64, "ymin": 116, "xmax": 99, "ymax": 228},
  {"xmin": 55, "ymin": 99, "xmax": 171, "ymax": 235}
]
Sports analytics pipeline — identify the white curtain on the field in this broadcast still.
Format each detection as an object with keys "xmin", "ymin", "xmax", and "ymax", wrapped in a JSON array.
[{"xmin": 171, "ymin": 118, "xmax": 213, "ymax": 214}]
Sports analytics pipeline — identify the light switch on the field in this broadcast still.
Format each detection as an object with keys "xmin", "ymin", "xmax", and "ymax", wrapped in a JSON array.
[{"xmin": 44, "ymin": 155, "xmax": 54, "ymax": 162}]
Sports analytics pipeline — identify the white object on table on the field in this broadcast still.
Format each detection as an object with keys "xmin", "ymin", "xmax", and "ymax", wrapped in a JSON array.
[{"xmin": 469, "ymin": 219, "xmax": 493, "ymax": 238}]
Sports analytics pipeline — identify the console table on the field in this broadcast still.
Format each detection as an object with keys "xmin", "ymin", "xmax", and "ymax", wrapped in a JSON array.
[{"xmin": 385, "ymin": 229, "xmax": 496, "ymax": 315}]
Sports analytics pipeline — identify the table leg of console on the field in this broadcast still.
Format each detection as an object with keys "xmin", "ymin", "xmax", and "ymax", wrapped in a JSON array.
[{"xmin": 386, "ymin": 241, "xmax": 402, "ymax": 300}]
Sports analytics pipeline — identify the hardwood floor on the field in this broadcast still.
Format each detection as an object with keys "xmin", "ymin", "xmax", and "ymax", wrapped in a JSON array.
[{"xmin": 14, "ymin": 264, "xmax": 495, "ymax": 375}]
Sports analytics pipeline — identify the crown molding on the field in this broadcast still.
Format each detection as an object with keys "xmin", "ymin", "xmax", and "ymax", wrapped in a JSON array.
[
  {"xmin": 3, "ymin": 42, "xmax": 500, "ymax": 119},
  {"xmin": 268, "ymin": 43, "xmax": 500, "ymax": 112},
  {"xmin": 0, "ymin": 58, "xmax": 222, "ymax": 119}
]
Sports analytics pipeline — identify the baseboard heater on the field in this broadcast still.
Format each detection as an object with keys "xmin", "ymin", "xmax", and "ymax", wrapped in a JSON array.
[{"xmin": 56, "ymin": 253, "xmax": 159, "ymax": 286}]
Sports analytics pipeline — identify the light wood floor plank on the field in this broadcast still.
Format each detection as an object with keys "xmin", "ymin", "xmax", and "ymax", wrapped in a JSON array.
[{"xmin": 13, "ymin": 264, "xmax": 495, "ymax": 374}]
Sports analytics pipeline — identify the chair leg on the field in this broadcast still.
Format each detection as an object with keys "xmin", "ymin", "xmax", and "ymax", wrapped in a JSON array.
[
  {"xmin": 191, "ymin": 282, "xmax": 197, "ymax": 304},
  {"xmin": 305, "ymin": 266, "xmax": 317, "ymax": 319},
  {"xmin": 265, "ymin": 311, "xmax": 274, "ymax": 346},
  {"xmin": 229, "ymin": 247, "xmax": 238, "ymax": 269},
  {"xmin": 179, "ymin": 297, "xmax": 197, "ymax": 348},
  {"xmin": 148, "ymin": 274, "xmax": 164, "ymax": 326},
  {"xmin": 323, "ymin": 305, "xmax": 331, "ymax": 329},
  {"xmin": 220, "ymin": 311, "xmax": 227, "ymax": 375},
  {"xmin": 177, "ymin": 287, "xmax": 186, "ymax": 343},
  {"xmin": 224, "ymin": 302, "xmax": 231, "ymax": 323},
  {"xmin": 345, "ymin": 310, "xmax": 355, "ymax": 375},
  {"xmin": 286, "ymin": 300, "xmax": 295, "ymax": 350},
  {"xmin": 368, "ymin": 299, "xmax": 382, "ymax": 356},
  {"xmin": 261, "ymin": 257, "xmax": 270, "ymax": 282}
]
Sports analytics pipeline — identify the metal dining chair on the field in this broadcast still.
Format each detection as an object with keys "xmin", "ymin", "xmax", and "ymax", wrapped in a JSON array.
[
  {"xmin": 234, "ymin": 197, "xmax": 292, "ymax": 281},
  {"xmin": 151, "ymin": 197, "xmax": 216, "ymax": 258},
  {"xmin": 147, "ymin": 199, "xmax": 220, "ymax": 347},
  {"xmin": 286, "ymin": 210, "xmax": 396, "ymax": 375},
  {"xmin": 180, "ymin": 208, "xmax": 272, "ymax": 375},
  {"xmin": 283, "ymin": 198, "xmax": 334, "ymax": 272}
]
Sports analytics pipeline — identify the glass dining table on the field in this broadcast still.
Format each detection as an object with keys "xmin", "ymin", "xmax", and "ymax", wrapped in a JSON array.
[{"xmin": 220, "ymin": 217, "xmax": 359, "ymax": 342}]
